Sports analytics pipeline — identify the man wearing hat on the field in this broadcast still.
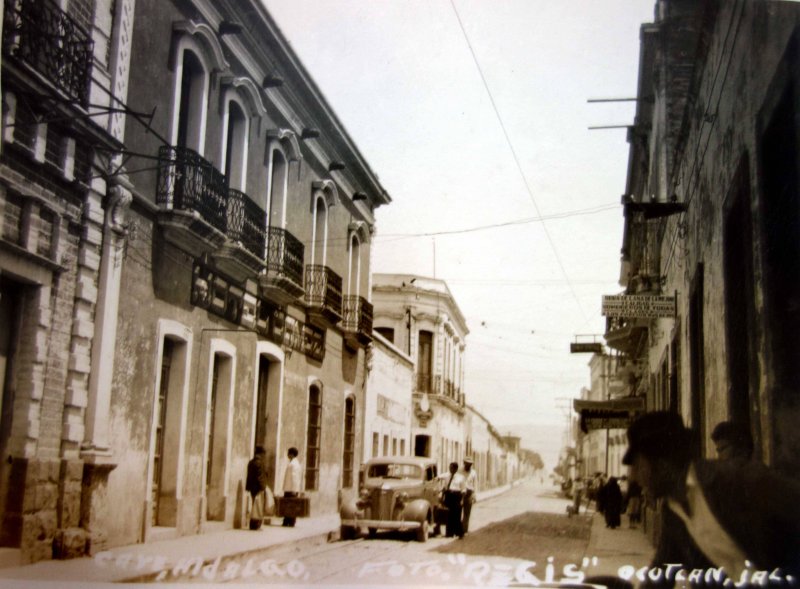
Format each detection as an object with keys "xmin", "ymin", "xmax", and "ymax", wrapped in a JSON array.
[
  {"xmin": 624, "ymin": 411, "xmax": 800, "ymax": 585},
  {"xmin": 462, "ymin": 457, "xmax": 478, "ymax": 534}
]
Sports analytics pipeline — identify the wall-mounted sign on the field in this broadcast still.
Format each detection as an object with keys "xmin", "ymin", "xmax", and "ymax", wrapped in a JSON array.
[
  {"xmin": 570, "ymin": 342, "xmax": 604, "ymax": 354},
  {"xmin": 573, "ymin": 397, "xmax": 645, "ymax": 432},
  {"xmin": 601, "ymin": 294, "xmax": 676, "ymax": 319}
]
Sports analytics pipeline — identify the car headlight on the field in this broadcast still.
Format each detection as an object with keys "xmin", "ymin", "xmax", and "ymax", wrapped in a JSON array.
[
  {"xmin": 396, "ymin": 492, "xmax": 409, "ymax": 506},
  {"xmin": 356, "ymin": 488, "xmax": 371, "ymax": 509}
]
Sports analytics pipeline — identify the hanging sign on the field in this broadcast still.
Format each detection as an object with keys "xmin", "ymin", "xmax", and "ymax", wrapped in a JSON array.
[
  {"xmin": 601, "ymin": 294, "xmax": 676, "ymax": 318},
  {"xmin": 570, "ymin": 342, "xmax": 604, "ymax": 354}
]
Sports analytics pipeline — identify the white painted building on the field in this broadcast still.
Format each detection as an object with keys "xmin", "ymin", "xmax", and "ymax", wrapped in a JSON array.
[{"xmin": 364, "ymin": 333, "xmax": 414, "ymax": 460}]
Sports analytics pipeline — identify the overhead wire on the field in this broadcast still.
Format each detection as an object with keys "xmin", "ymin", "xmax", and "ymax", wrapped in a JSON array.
[{"xmin": 448, "ymin": 0, "xmax": 589, "ymax": 323}]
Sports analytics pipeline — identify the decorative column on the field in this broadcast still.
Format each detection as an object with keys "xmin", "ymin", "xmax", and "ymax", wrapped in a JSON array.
[{"xmin": 79, "ymin": 178, "xmax": 131, "ymax": 554}]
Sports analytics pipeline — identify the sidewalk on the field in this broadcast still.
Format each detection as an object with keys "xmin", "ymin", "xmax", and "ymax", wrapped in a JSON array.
[
  {"xmin": 0, "ymin": 484, "xmax": 516, "ymax": 584},
  {"xmin": 584, "ymin": 509, "xmax": 654, "ymax": 578}
]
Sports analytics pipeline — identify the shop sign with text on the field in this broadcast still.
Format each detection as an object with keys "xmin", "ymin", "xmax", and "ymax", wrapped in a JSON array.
[{"xmin": 601, "ymin": 294, "xmax": 676, "ymax": 318}]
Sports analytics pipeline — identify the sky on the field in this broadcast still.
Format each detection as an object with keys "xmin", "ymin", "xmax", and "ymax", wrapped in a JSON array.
[{"xmin": 262, "ymin": 0, "xmax": 656, "ymax": 469}]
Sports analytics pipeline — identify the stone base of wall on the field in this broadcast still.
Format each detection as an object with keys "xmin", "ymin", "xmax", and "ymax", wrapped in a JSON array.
[{"xmin": 52, "ymin": 527, "xmax": 87, "ymax": 559}]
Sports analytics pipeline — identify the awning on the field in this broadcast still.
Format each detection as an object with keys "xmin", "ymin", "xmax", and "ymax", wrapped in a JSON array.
[{"xmin": 573, "ymin": 396, "xmax": 645, "ymax": 433}]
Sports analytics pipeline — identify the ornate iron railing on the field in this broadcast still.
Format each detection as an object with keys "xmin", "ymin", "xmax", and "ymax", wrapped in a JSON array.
[
  {"xmin": 156, "ymin": 145, "xmax": 228, "ymax": 234},
  {"xmin": 342, "ymin": 295, "xmax": 373, "ymax": 337},
  {"xmin": 227, "ymin": 188, "xmax": 266, "ymax": 259},
  {"xmin": 266, "ymin": 226, "xmax": 304, "ymax": 287},
  {"xmin": 2, "ymin": 0, "xmax": 94, "ymax": 105},
  {"xmin": 305, "ymin": 265, "xmax": 343, "ymax": 316}
]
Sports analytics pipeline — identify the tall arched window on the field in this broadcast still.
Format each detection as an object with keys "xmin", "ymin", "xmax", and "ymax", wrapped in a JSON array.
[
  {"xmin": 267, "ymin": 147, "xmax": 288, "ymax": 228},
  {"xmin": 175, "ymin": 50, "xmax": 207, "ymax": 152},
  {"xmin": 348, "ymin": 234, "xmax": 360, "ymax": 297},
  {"xmin": 222, "ymin": 98, "xmax": 248, "ymax": 191},
  {"xmin": 343, "ymin": 397, "xmax": 355, "ymax": 487},
  {"xmin": 305, "ymin": 384, "xmax": 322, "ymax": 490},
  {"xmin": 311, "ymin": 196, "xmax": 328, "ymax": 266}
]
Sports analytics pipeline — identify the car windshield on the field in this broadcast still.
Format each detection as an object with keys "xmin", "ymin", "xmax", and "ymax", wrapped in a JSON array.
[{"xmin": 367, "ymin": 463, "xmax": 422, "ymax": 479}]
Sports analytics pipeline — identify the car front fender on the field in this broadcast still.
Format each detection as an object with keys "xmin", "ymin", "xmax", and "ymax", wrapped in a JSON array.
[{"xmin": 402, "ymin": 498, "xmax": 430, "ymax": 523}]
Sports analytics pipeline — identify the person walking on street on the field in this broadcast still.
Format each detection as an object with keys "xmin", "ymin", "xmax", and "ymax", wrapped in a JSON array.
[
  {"xmin": 601, "ymin": 476, "xmax": 623, "ymax": 529},
  {"xmin": 571, "ymin": 477, "xmax": 585, "ymax": 515},
  {"xmin": 625, "ymin": 479, "xmax": 642, "ymax": 528},
  {"xmin": 246, "ymin": 446, "xmax": 268, "ymax": 530},
  {"xmin": 282, "ymin": 447, "xmax": 302, "ymax": 527},
  {"xmin": 442, "ymin": 461, "xmax": 465, "ymax": 538},
  {"xmin": 623, "ymin": 411, "xmax": 800, "ymax": 586},
  {"xmin": 462, "ymin": 457, "xmax": 477, "ymax": 534}
]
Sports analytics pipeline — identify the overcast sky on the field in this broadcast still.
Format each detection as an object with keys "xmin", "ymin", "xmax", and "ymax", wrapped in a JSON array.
[{"xmin": 263, "ymin": 0, "xmax": 656, "ymax": 468}]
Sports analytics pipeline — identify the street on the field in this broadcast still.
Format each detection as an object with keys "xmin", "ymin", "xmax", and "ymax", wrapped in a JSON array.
[{"xmin": 174, "ymin": 480, "xmax": 620, "ymax": 586}]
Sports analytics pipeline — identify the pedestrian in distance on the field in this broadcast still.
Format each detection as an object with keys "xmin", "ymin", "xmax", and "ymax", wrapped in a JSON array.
[
  {"xmin": 442, "ymin": 461, "xmax": 465, "ymax": 538},
  {"xmin": 570, "ymin": 477, "xmax": 585, "ymax": 516},
  {"xmin": 625, "ymin": 479, "xmax": 642, "ymax": 528},
  {"xmin": 623, "ymin": 411, "xmax": 800, "ymax": 587},
  {"xmin": 461, "ymin": 457, "xmax": 477, "ymax": 534},
  {"xmin": 246, "ymin": 446, "xmax": 268, "ymax": 530},
  {"xmin": 711, "ymin": 420, "xmax": 754, "ymax": 462},
  {"xmin": 602, "ymin": 476, "xmax": 623, "ymax": 529},
  {"xmin": 282, "ymin": 446, "xmax": 302, "ymax": 527}
]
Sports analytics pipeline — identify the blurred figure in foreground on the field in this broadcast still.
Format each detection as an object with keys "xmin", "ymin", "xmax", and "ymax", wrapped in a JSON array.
[
  {"xmin": 624, "ymin": 411, "xmax": 800, "ymax": 586},
  {"xmin": 710, "ymin": 420, "xmax": 754, "ymax": 462}
]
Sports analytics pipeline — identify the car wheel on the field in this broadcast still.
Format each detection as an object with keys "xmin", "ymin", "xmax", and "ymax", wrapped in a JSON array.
[
  {"xmin": 415, "ymin": 519, "xmax": 428, "ymax": 543},
  {"xmin": 340, "ymin": 525, "xmax": 355, "ymax": 540},
  {"xmin": 368, "ymin": 527, "xmax": 377, "ymax": 538}
]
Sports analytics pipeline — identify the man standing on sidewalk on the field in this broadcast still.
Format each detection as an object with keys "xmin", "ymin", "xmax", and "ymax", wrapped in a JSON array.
[
  {"xmin": 462, "ymin": 457, "xmax": 477, "ymax": 535},
  {"xmin": 442, "ymin": 461, "xmax": 465, "ymax": 538},
  {"xmin": 246, "ymin": 446, "xmax": 268, "ymax": 530},
  {"xmin": 623, "ymin": 411, "xmax": 800, "ymax": 585},
  {"xmin": 282, "ymin": 447, "xmax": 302, "ymax": 527}
]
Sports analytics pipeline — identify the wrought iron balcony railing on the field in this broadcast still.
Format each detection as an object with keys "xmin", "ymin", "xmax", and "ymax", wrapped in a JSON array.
[
  {"xmin": 227, "ymin": 188, "xmax": 266, "ymax": 259},
  {"xmin": 266, "ymin": 226, "xmax": 304, "ymax": 288},
  {"xmin": 157, "ymin": 145, "xmax": 228, "ymax": 234},
  {"xmin": 342, "ymin": 295, "xmax": 373, "ymax": 338},
  {"xmin": 3, "ymin": 0, "xmax": 94, "ymax": 105},
  {"xmin": 305, "ymin": 265, "xmax": 343, "ymax": 320}
]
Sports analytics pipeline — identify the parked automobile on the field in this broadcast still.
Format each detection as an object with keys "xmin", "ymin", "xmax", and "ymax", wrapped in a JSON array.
[{"xmin": 340, "ymin": 456, "xmax": 443, "ymax": 542}]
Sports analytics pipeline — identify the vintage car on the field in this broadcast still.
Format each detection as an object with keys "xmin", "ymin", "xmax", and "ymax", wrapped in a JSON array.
[{"xmin": 340, "ymin": 456, "xmax": 442, "ymax": 542}]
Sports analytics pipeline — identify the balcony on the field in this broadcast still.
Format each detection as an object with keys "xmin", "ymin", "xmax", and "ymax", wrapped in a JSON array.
[
  {"xmin": 2, "ymin": 0, "xmax": 94, "ymax": 106},
  {"xmin": 213, "ymin": 188, "xmax": 267, "ymax": 282},
  {"xmin": 342, "ymin": 295, "xmax": 373, "ymax": 348},
  {"xmin": 259, "ymin": 226, "xmax": 304, "ymax": 304},
  {"xmin": 156, "ymin": 146, "xmax": 228, "ymax": 255},
  {"xmin": 604, "ymin": 315, "xmax": 649, "ymax": 356},
  {"xmin": 305, "ymin": 265, "xmax": 343, "ymax": 327}
]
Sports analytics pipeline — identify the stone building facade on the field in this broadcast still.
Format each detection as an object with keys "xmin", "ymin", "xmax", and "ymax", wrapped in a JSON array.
[
  {"xmin": 105, "ymin": 0, "xmax": 390, "ymax": 550},
  {"xmin": 608, "ymin": 0, "xmax": 800, "ymax": 476},
  {"xmin": 0, "ymin": 0, "xmax": 136, "ymax": 563},
  {"xmin": 0, "ymin": 0, "xmax": 392, "ymax": 562}
]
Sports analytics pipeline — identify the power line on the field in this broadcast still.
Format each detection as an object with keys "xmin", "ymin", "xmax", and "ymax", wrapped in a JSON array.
[
  {"xmin": 375, "ymin": 203, "xmax": 618, "ymax": 240},
  {"xmin": 448, "ymin": 0, "xmax": 589, "ymax": 323}
]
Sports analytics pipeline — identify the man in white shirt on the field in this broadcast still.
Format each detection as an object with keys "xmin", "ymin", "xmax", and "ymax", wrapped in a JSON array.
[
  {"xmin": 462, "ymin": 457, "xmax": 478, "ymax": 534},
  {"xmin": 442, "ymin": 461, "xmax": 465, "ymax": 538},
  {"xmin": 282, "ymin": 447, "xmax": 302, "ymax": 527}
]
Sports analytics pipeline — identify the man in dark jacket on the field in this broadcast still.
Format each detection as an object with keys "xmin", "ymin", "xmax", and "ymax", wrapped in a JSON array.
[
  {"xmin": 246, "ymin": 446, "xmax": 268, "ymax": 530},
  {"xmin": 624, "ymin": 411, "xmax": 800, "ymax": 586}
]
